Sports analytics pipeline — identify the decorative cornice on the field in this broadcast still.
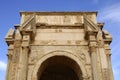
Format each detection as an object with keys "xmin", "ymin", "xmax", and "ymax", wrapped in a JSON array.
[
  {"xmin": 103, "ymin": 30, "xmax": 112, "ymax": 44},
  {"xmin": 36, "ymin": 22, "xmax": 84, "ymax": 29},
  {"xmin": 20, "ymin": 11, "xmax": 98, "ymax": 16},
  {"xmin": 5, "ymin": 28, "xmax": 14, "ymax": 45}
]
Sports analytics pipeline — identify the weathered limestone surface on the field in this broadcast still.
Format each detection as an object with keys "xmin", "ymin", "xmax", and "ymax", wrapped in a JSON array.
[{"xmin": 5, "ymin": 12, "xmax": 114, "ymax": 80}]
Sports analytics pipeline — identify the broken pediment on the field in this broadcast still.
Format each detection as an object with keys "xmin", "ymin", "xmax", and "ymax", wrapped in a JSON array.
[
  {"xmin": 84, "ymin": 14, "xmax": 98, "ymax": 32},
  {"xmin": 103, "ymin": 30, "xmax": 112, "ymax": 44},
  {"xmin": 20, "ymin": 15, "xmax": 36, "ymax": 31},
  {"xmin": 15, "ymin": 29, "xmax": 22, "ymax": 40},
  {"xmin": 5, "ymin": 28, "xmax": 14, "ymax": 45}
]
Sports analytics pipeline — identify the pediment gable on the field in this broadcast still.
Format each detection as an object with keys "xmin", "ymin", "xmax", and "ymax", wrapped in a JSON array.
[
  {"xmin": 84, "ymin": 15, "xmax": 98, "ymax": 32},
  {"xmin": 20, "ymin": 15, "xmax": 36, "ymax": 31}
]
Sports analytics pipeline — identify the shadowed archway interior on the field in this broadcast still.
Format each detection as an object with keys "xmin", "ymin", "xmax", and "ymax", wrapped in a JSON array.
[{"xmin": 37, "ymin": 56, "xmax": 83, "ymax": 80}]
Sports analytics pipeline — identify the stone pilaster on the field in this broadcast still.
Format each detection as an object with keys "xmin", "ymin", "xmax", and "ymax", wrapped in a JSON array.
[
  {"xmin": 10, "ymin": 29, "xmax": 22, "ymax": 80},
  {"xmin": 103, "ymin": 30, "xmax": 113, "ymax": 80},
  {"xmin": 19, "ymin": 34, "xmax": 30, "ymax": 80},
  {"xmin": 6, "ymin": 44, "xmax": 14, "ymax": 80},
  {"xmin": 20, "ymin": 46, "xmax": 29, "ymax": 80},
  {"xmin": 89, "ymin": 34, "xmax": 100, "ymax": 80},
  {"xmin": 105, "ymin": 44, "xmax": 114, "ymax": 80}
]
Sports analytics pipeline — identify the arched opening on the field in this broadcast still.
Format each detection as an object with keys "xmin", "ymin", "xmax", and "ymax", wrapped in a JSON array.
[{"xmin": 37, "ymin": 56, "xmax": 83, "ymax": 80}]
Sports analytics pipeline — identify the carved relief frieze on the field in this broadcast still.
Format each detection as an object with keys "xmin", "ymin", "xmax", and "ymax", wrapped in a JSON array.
[
  {"xmin": 32, "ymin": 40, "xmax": 88, "ymax": 45},
  {"xmin": 76, "ymin": 46, "xmax": 91, "ymax": 65},
  {"xmin": 76, "ymin": 47, "xmax": 86, "ymax": 63},
  {"xmin": 36, "ymin": 15, "xmax": 84, "ymax": 25}
]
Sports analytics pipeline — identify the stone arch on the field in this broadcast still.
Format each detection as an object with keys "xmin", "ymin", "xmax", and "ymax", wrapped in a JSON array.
[{"xmin": 31, "ymin": 50, "xmax": 88, "ymax": 80}]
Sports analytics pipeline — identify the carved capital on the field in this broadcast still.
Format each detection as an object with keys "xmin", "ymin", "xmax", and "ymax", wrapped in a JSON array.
[
  {"xmin": 104, "ymin": 44, "xmax": 111, "ymax": 50},
  {"xmin": 97, "ymin": 40, "xmax": 104, "ymax": 48},
  {"xmin": 89, "ymin": 34, "xmax": 96, "ymax": 41},
  {"xmin": 7, "ymin": 52, "xmax": 13, "ymax": 59},
  {"xmin": 14, "ymin": 41, "xmax": 22, "ymax": 47},
  {"xmin": 7, "ymin": 44, "xmax": 14, "ymax": 59},
  {"xmin": 22, "ymin": 35, "xmax": 30, "ymax": 47},
  {"xmin": 89, "ymin": 41, "xmax": 97, "ymax": 47},
  {"xmin": 89, "ymin": 46, "xmax": 96, "ymax": 53},
  {"xmin": 22, "ymin": 41, "xmax": 29, "ymax": 47},
  {"xmin": 23, "ymin": 35, "xmax": 30, "ymax": 41},
  {"xmin": 88, "ymin": 34, "xmax": 97, "ymax": 50}
]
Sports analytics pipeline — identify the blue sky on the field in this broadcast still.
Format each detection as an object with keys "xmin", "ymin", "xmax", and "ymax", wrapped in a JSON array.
[{"xmin": 0, "ymin": 0, "xmax": 120, "ymax": 80}]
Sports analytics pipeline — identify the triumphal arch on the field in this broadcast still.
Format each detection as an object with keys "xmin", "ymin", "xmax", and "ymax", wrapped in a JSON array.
[{"xmin": 5, "ymin": 12, "xmax": 114, "ymax": 80}]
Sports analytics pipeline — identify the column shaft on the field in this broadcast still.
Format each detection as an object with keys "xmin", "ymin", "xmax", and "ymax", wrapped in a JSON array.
[
  {"xmin": 6, "ymin": 44, "xmax": 14, "ymax": 80},
  {"xmin": 6, "ymin": 55, "xmax": 11, "ymax": 80},
  {"xmin": 106, "ymin": 51, "xmax": 114, "ymax": 80},
  {"xmin": 20, "ymin": 47, "xmax": 29, "ymax": 80},
  {"xmin": 90, "ymin": 47, "xmax": 99, "ymax": 80}
]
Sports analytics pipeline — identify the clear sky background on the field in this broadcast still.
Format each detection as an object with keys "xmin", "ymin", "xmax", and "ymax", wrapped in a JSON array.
[{"xmin": 0, "ymin": 0, "xmax": 120, "ymax": 80}]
